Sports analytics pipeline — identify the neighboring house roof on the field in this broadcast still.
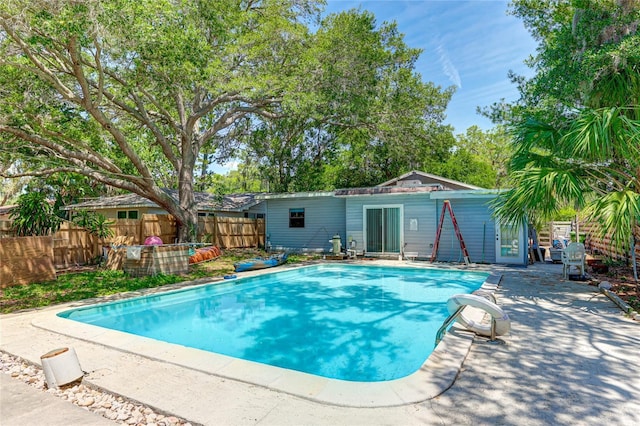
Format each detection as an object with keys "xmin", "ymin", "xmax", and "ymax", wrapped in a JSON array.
[
  {"xmin": 64, "ymin": 190, "xmax": 262, "ymax": 213},
  {"xmin": 256, "ymin": 191, "xmax": 335, "ymax": 200},
  {"xmin": 377, "ymin": 170, "xmax": 482, "ymax": 190},
  {"xmin": 0, "ymin": 205, "xmax": 16, "ymax": 215}
]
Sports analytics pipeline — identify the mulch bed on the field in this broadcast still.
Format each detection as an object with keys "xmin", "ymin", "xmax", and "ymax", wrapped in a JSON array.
[{"xmin": 589, "ymin": 263, "xmax": 640, "ymax": 311}]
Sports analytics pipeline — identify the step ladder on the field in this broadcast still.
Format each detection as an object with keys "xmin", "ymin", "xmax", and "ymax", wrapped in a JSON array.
[{"xmin": 430, "ymin": 200, "xmax": 471, "ymax": 265}]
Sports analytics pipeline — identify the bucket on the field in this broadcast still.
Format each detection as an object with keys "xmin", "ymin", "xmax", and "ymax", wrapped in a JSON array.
[{"xmin": 41, "ymin": 347, "xmax": 83, "ymax": 388}]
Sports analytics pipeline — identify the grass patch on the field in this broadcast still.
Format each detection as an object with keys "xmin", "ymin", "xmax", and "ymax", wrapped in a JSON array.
[
  {"xmin": 0, "ymin": 249, "xmax": 319, "ymax": 314},
  {"xmin": 0, "ymin": 270, "xmax": 189, "ymax": 313}
]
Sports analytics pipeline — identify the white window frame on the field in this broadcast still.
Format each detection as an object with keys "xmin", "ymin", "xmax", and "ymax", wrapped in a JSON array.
[{"xmin": 362, "ymin": 204, "xmax": 404, "ymax": 254}]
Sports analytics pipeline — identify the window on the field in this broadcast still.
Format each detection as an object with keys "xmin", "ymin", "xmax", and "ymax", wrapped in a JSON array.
[
  {"xmin": 289, "ymin": 208, "xmax": 305, "ymax": 228},
  {"xmin": 117, "ymin": 210, "xmax": 139, "ymax": 219}
]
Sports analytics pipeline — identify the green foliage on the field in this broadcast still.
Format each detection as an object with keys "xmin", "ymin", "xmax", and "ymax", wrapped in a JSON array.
[
  {"xmin": 240, "ymin": 9, "xmax": 456, "ymax": 191},
  {"xmin": 451, "ymin": 126, "xmax": 513, "ymax": 188},
  {"xmin": 1, "ymin": 0, "xmax": 454, "ymax": 234},
  {"xmin": 493, "ymin": 105, "xmax": 640, "ymax": 250},
  {"xmin": 204, "ymin": 168, "xmax": 265, "ymax": 195},
  {"xmin": 433, "ymin": 149, "xmax": 496, "ymax": 189},
  {"xmin": 9, "ymin": 192, "xmax": 61, "ymax": 236},
  {"xmin": 554, "ymin": 206, "xmax": 577, "ymax": 221},
  {"xmin": 489, "ymin": 0, "xmax": 640, "ymax": 123},
  {"xmin": 490, "ymin": 1, "xmax": 640, "ymax": 254},
  {"xmin": 0, "ymin": 0, "xmax": 321, "ymax": 242},
  {"xmin": 72, "ymin": 210, "xmax": 114, "ymax": 239}
]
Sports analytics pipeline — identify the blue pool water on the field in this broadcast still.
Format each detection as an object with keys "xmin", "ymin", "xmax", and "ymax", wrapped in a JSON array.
[{"xmin": 59, "ymin": 265, "xmax": 487, "ymax": 382}]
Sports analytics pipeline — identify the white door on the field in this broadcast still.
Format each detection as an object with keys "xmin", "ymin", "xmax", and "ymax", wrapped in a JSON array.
[{"xmin": 495, "ymin": 222, "xmax": 526, "ymax": 264}]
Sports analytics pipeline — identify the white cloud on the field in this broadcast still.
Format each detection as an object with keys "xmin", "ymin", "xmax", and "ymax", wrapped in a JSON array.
[{"xmin": 436, "ymin": 41, "xmax": 462, "ymax": 88}]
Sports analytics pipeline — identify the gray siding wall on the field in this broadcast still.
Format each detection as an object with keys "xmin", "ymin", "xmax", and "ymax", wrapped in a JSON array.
[
  {"xmin": 265, "ymin": 197, "xmax": 346, "ymax": 253},
  {"xmin": 344, "ymin": 198, "xmax": 365, "ymax": 253},
  {"xmin": 402, "ymin": 196, "xmax": 437, "ymax": 257},
  {"xmin": 345, "ymin": 194, "xmax": 497, "ymax": 263},
  {"xmin": 344, "ymin": 194, "xmax": 438, "ymax": 256},
  {"xmin": 432, "ymin": 198, "xmax": 496, "ymax": 263}
]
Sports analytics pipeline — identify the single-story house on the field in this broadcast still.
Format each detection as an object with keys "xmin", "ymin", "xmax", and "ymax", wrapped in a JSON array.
[
  {"xmin": 257, "ymin": 171, "xmax": 528, "ymax": 265},
  {"xmin": 64, "ymin": 190, "xmax": 265, "ymax": 220},
  {"xmin": 62, "ymin": 171, "xmax": 527, "ymax": 265}
]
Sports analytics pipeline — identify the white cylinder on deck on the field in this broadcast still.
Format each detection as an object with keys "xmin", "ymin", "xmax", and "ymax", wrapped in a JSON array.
[{"xmin": 41, "ymin": 347, "xmax": 83, "ymax": 388}]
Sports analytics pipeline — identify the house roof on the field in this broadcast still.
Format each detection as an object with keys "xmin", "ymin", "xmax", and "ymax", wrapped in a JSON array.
[
  {"xmin": 64, "ymin": 190, "xmax": 262, "ymax": 212},
  {"xmin": 257, "ymin": 171, "xmax": 480, "ymax": 200},
  {"xmin": 377, "ymin": 170, "xmax": 482, "ymax": 190},
  {"xmin": 334, "ymin": 185, "xmax": 441, "ymax": 197}
]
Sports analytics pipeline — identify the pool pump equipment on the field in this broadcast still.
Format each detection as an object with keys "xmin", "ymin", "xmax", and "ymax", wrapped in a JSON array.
[{"xmin": 331, "ymin": 233, "xmax": 342, "ymax": 254}]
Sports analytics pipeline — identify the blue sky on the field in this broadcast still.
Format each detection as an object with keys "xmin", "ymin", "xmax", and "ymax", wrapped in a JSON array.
[
  {"xmin": 324, "ymin": 0, "xmax": 539, "ymax": 134},
  {"xmin": 217, "ymin": 1, "xmax": 538, "ymax": 172}
]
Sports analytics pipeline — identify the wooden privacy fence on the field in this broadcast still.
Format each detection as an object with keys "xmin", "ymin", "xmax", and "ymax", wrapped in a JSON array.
[
  {"xmin": 580, "ymin": 222, "xmax": 640, "ymax": 262},
  {"xmin": 0, "ymin": 214, "xmax": 265, "ymax": 274},
  {"xmin": 0, "ymin": 236, "xmax": 56, "ymax": 288},
  {"xmin": 537, "ymin": 220, "xmax": 640, "ymax": 262},
  {"xmin": 198, "ymin": 216, "xmax": 265, "ymax": 248},
  {"xmin": 0, "ymin": 220, "xmax": 12, "ymax": 238},
  {"xmin": 54, "ymin": 221, "xmax": 101, "ymax": 268}
]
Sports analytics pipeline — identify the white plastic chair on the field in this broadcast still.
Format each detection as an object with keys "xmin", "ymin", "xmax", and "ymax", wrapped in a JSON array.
[{"xmin": 562, "ymin": 242, "xmax": 586, "ymax": 279}]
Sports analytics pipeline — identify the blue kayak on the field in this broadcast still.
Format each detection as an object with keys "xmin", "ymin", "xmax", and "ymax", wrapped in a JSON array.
[{"xmin": 234, "ymin": 253, "xmax": 288, "ymax": 272}]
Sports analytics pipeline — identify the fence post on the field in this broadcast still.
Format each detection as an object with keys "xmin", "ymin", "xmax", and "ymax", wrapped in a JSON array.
[
  {"xmin": 213, "ymin": 216, "xmax": 218, "ymax": 247},
  {"xmin": 254, "ymin": 219, "xmax": 259, "ymax": 248}
]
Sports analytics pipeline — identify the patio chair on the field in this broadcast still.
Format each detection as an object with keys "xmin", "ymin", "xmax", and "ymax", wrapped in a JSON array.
[{"xmin": 561, "ymin": 242, "xmax": 586, "ymax": 279}]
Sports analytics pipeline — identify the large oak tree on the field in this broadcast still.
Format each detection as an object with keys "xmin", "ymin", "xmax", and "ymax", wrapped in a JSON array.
[{"xmin": 0, "ymin": 0, "xmax": 319, "ymax": 241}]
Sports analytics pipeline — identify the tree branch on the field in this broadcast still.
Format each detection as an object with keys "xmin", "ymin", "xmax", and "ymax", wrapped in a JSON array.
[
  {"xmin": 0, "ymin": 166, "xmax": 154, "ymax": 199},
  {"xmin": 0, "ymin": 124, "xmax": 124, "ymax": 175},
  {"xmin": 0, "ymin": 19, "xmax": 80, "ymax": 102}
]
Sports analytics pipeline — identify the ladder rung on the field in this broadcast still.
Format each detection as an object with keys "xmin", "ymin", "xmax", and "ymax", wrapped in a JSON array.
[{"xmin": 431, "ymin": 200, "xmax": 470, "ymax": 264}]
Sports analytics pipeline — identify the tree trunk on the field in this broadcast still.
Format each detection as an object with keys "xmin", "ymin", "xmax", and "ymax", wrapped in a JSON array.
[
  {"xmin": 175, "ymin": 167, "xmax": 197, "ymax": 243},
  {"xmin": 176, "ymin": 207, "xmax": 198, "ymax": 243},
  {"xmin": 176, "ymin": 133, "xmax": 199, "ymax": 243}
]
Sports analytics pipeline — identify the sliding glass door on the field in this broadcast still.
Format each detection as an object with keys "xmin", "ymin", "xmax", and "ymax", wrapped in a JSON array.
[{"xmin": 364, "ymin": 206, "xmax": 401, "ymax": 254}]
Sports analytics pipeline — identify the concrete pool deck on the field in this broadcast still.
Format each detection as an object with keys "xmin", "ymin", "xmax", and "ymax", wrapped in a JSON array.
[{"xmin": 2, "ymin": 261, "xmax": 640, "ymax": 425}]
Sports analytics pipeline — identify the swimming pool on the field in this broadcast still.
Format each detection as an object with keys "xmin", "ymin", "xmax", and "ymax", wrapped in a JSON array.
[{"xmin": 59, "ymin": 264, "xmax": 488, "ymax": 382}]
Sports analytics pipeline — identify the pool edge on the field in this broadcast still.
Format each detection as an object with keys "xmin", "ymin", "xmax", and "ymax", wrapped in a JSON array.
[{"xmin": 30, "ymin": 264, "xmax": 502, "ymax": 408}]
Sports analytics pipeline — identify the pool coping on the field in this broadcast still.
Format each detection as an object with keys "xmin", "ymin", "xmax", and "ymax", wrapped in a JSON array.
[{"xmin": 31, "ymin": 262, "xmax": 502, "ymax": 408}]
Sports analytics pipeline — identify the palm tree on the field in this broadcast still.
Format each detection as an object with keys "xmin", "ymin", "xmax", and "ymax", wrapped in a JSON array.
[
  {"xmin": 495, "ymin": 2, "xmax": 640, "ymax": 282},
  {"xmin": 494, "ymin": 104, "xmax": 640, "ymax": 282},
  {"xmin": 493, "ymin": 106, "xmax": 640, "ymax": 250}
]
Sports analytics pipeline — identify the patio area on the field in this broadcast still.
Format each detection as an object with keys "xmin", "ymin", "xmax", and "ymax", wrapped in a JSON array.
[{"xmin": 1, "ymin": 261, "xmax": 639, "ymax": 425}]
